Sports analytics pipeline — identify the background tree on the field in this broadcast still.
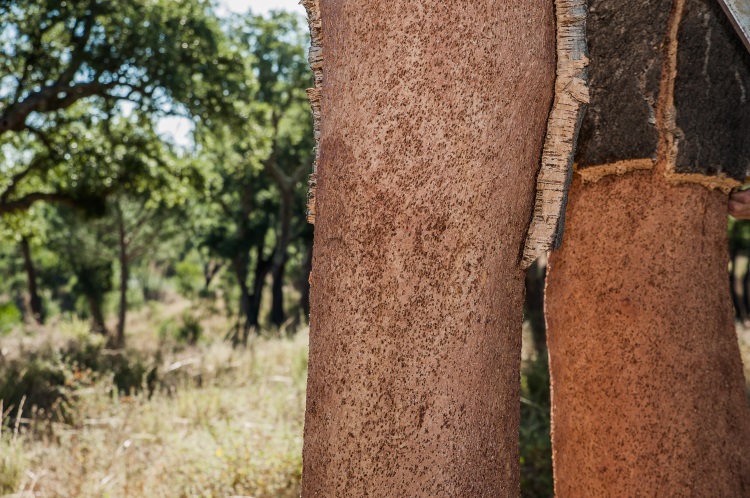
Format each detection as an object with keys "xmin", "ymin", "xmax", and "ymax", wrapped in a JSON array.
[
  {"xmin": 192, "ymin": 11, "xmax": 312, "ymax": 339},
  {"xmin": 0, "ymin": 0, "xmax": 243, "ymax": 220}
]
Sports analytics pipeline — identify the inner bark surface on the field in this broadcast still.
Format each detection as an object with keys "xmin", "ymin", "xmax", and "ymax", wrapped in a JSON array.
[
  {"xmin": 302, "ymin": 1, "xmax": 555, "ymax": 495},
  {"xmin": 547, "ymin": 169, "xmax": 750, "ymax": 497}
]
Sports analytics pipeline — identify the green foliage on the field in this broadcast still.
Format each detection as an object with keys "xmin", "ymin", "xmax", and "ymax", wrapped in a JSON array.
[
  {"xmin": 520, "ymin": 354, "xmax": 554, "ymax": 498},
  {"xmin": 158, "ymin": 312, "xmax": 203, "ymax": 345},
  {"xmin": 0, "ymin": 0, "xmax": 244, "ymax": 126},
  {"xmin": 174, "ymin": 256, "xmax": 204, "ymax": 297},
  {"xmin": 0, "ymin": 302, "xmax": 21, "ymax": 335},
  {"xmin": 0, "ymin": 330, "xmax": 156, "ymax": 423}
]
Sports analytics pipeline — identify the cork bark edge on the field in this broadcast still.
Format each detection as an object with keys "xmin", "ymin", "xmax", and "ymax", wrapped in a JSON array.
[
  {"xmin": 302, "ymin": 0, "xmax": 322, "ymax": 225},
  {"xmin": 521, "ymin": 0, "xmax": 590, "ymax": 270}
]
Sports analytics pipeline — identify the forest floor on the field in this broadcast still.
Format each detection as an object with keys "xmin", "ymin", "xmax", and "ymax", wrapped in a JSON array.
[{"xmin": 0, "ymin": 300, "xmax": 749, "ymax": 498}]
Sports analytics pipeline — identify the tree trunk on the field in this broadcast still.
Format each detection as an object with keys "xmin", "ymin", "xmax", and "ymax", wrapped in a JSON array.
[
  {"xmin": 269, "ymin": 184, "xmax": 296, "ymax": 328},
  {"xmin": 87, "ymin": 294, "xmax": 108, "ymax": 337},
  {"xmin": 115, "ymin": 209, "xmax": 128, "ymax": 348},
  {"xmin": 546, "ymin": 0, "xmax": 750, "ymax": 495},
  {"xmin": 269, "ymin": 253, "xmax": 287, "ymax": 328},
  {"xmin": 19, "ymin": 237, "xmax": 43, "ymax": 324},
  {"xmin": 298, "ymin": 242, "xmax": 312, "ymax": 320},
  {"xmin": 231, "ymin": 255, "xmax": 252, "ymax": 336},
  {"xmin": 729, "ymin": 247, "xmax": 743, "ymax": 321},
  {"xmin": 524, "ymin": 258, "xmax": 547, "ymax": 355},
  {"xmin": 249, "ymin": 243, "xmax": 273, "ymax": 330},
  {"xmin": 741, "ymin": 249, "xmax": 750, "ymax": 322},
  {"xmin": 301, "ymin": 0, "xmax": 555, "ymax": 495}
]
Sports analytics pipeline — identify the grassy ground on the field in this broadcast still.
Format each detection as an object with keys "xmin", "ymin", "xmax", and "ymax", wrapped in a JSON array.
[
  {"xmin": 0, "ymin": 299, "xmax": 307, "ymax": 498},
  {"xmin": 1, "ymin": 301, "xmax": 749, "ymax": 498}
]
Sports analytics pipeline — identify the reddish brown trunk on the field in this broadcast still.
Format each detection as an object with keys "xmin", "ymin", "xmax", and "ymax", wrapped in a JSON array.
[
  {"xmin": 301, "ymin": 1, "xmax": 555, "ymax": 495},
  {"xmin": 547, "ymin": 171, "xmax": 750, "ymax": 497},
  {"xmin": 545, "ymin": 0, "xmax": 750, "ymax": 494}
]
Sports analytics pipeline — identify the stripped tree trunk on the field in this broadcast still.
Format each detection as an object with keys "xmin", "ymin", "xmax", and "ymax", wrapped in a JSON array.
[
  {"xmin": 300, "ymin": 0, "xmax": 556, "ymax": 495},
  {"xmin": 546, "ymin": 0, "xmax": 750, "ymax": 495}
]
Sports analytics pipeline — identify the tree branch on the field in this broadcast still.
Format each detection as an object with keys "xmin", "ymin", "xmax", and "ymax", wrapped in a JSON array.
[
  {"xmin": 0, "ymin": 192, "xmax": 86, "ymax": 215},
  {"xmin": 0, "ymin": 81, "xmax": 115, "ymax": 136}
]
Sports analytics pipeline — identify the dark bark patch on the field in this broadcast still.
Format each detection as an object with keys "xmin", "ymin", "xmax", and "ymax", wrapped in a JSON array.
[
  {"xmin": 576, "ymin": 0, "xmax": 670, "ymax": 167},
  {"xmin": 673, "ymin": 0, "xmax": 750, "ymax": 180}
]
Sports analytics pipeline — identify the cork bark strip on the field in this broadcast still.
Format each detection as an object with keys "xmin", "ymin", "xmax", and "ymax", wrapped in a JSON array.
[
  {"xmin": 303, "ymin": 0, "xmax": 322, "ymax": 225},
  {"xmin": 521, "ymin": 0, "xmax": 590, "ymax": 269}
]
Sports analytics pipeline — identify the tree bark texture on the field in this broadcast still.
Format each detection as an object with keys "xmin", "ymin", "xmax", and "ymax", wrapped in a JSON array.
[
  {"xmin": 546, "ymin": 0, "xmax": 750, "ymax": 496},
  {"xmin": 301, "ymin": 1, "xmax": 555, "ymax": 496}
]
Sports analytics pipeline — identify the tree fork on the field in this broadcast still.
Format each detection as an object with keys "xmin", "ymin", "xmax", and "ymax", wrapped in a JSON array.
[
  {"xmin": 301, "ymin": 0, "xmax": 555, "ymax": 495},
  {"xmin": 546, "ymin": 0, "xmax": 750, "ymax": 495}
]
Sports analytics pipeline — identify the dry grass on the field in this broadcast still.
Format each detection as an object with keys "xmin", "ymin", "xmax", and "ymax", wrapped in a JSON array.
[
  {"xmin": 0, "ymin": 306, "xmax": 308, "ymax": 498},
  {"xmin": 1, "ymin": 294, "xmax": 749, "ymax": 497}
]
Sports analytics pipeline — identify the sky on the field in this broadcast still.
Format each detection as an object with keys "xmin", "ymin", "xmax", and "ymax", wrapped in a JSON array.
[
  {"xmin": 218, "ymin": 0, "xmax": 305, "ymax": 16},
  {"xmin": 157, "ymin": 0, "xmax": 305, "ymax": 146}
]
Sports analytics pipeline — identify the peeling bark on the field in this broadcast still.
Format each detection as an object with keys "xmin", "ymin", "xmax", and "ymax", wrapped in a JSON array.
[
  {"xmin": 302, "ymin": 0, "xmax": 322, "ymax": 225},
  {"xmin": 546, "ymin": 0, "xmax": 750, "ymax": 495},
  {"xmin": 522, "ymin": 0, "xmax": 590, "ymax": 269}
]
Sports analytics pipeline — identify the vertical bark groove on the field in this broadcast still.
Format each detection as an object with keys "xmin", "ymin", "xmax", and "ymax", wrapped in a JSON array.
[{"xmin": 521, "ymin": 0, "xmax": 590, "ymax": 269}]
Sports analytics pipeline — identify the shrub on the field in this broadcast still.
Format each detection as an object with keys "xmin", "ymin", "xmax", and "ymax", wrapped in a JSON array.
[
  {"xmin": 520, "ymin": 353, "xmax": 554, "ymax": 498},
  {"xmin": 0, "ymin": 332, "xmax": 157, "ymax": 422},
  {"xmin": 0, "ymin": 302, "xmax": 22, "ymax": 335}
]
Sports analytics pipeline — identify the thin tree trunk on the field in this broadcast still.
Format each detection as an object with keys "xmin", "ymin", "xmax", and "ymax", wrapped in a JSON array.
[
  {"xmin": 115, "ymin": 207, "xmax": 128, "ymax": 348},
  {"xmin": 301, "ymin": 0, "xmax": 555, "ymax": 494},
  {"xmin": 729, "ymin": 247, "xmax": 743, "ymax": 321},
  {"xmin": 524, "ymin": 257, "xmax": 547, "ymax": 355},
  {"xmin": 269, "ymin": 254, "xmax": 287, "ymax": 327},
  {"xmin": 87, "ymin": 294, "xmax": 108, "ymax": 337},
  {"xmin": 247, "ymin": 243, "xmax": 273, "ymax": 333},
  {"xmin": 298, "ymin": 243, "xmax": 312, "ymax": 320},
  {"xmin": 546, "ymin": 0, "xmax": 750, "ymax": 495},
  {"xmin": 741, "ymin": 249, "xmax": 750, "ymax": 323},
  {"xmin": 19, "ymin": 237, "xmax": 43, "ymax": 324},
  {"xmin": 231, "ymin": 255, "xmax": 252, "ymax": 337}
]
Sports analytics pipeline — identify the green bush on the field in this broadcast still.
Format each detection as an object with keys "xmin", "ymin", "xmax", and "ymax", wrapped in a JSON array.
[
  {"xmin": 176, "ymin": 312, "xmax": 203, "ymax": 345},
  {"xmin": 0, "ymin": 302, "xmax": 22, "ymax": 335},
  {"xmin": 0, "ymin": 332, "xmax": 157, "ymax": 422},
  {"xmin": 174, "ymin": 258, "xmax": 204, "ymax": 297},
  {"xmin": 520, "ymin": 353, "xmax": 554, "ymax": 498}
]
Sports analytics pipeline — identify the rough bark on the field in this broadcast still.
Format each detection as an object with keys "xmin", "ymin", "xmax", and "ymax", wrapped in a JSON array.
[
  {"xmin": 576, "ymin": 0, "xmax": 750, "ymax": 185},
  {"xmin": 20, "ymin": 237, "xmax": 44, "ymax": 325},
  {"xmin": 301, "ymin": 0, "xmax": 556, "ymax": 495},
  {"xmin": 546, "ymin": 0, "xmax": 750, "ymax": 495}
]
